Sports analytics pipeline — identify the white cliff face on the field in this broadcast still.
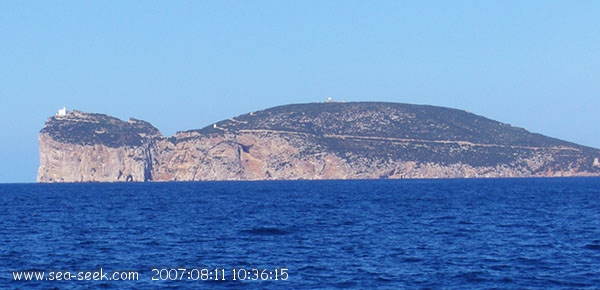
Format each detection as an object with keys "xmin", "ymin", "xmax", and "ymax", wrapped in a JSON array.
[
  {"xmin": 37, "ymin": 134, "xmax": 150, "ymax": 182},
  {"xmin": 39, "ymin": 129, "xmax": 598, "ymax": 183},
  {"xmin": 144, "ymin": 133, "xmax": 595, "ymax": 182},
  {"xmin": 149, "ymin": 132, "xmax": 352, "ymax": 181},
  {"xmin": 37, "ymin": 111, "xmax": 156, "ymax": 182},
  {"xmin": 37, "ymin": 103, "xmax": 600, "ymax": 182}
]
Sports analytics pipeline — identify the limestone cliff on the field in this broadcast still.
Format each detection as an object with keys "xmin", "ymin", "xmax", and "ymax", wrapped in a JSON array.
[
  {"xmin": 37, "ymin": 111, "xmax": 158, "ymax": 182},
  {"xmin": 37, "ymin": 102, "xmax": 600, "ymax": 182}
]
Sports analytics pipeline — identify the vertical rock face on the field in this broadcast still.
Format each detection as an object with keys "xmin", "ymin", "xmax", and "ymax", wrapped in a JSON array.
[
  {"xmin": 149, "ymin": 131, "xmax": 351, "ymax": 181},
  {"xmin": 37, "ymin": 103, "xmax": 600, "ymax": 182},
  {"xmin": 37, "ymin": 111, "xmax": 159, "ymax": 182}
]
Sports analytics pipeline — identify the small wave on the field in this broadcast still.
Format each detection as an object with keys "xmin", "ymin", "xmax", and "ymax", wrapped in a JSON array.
[
  {"xmin": 454, "ymin": 270, "xmax": 488, "ymax": 283},
  {"xmin": 77, "ymin": 240, "xmax": 95, "ymax": 245},
  {"xmin": 377, "ymin": 276, "xmax": 394, "ymax": 282},
  {"xmin": 402, "ymin": 257, "xmax": 423, "ymax": 263},
  {"xmin": 298, "ymin": 265, "xmax": 327, "ymax": 272},
  {"xmin": 240, "ymin": 227, "xmax": 291, "ymax": 236},
  {"xmin": 333, "ymin": 280, "xmax": 358, "ymax": 288},
  {"xmin": 583, "ymin": 243, "xmax": 600, "ymax": 250},
  {"xmin": 549, "ymin": 278, "xmax": 593, "ymax": 287},
  {"xmin": 515, "ymin": 256, "xmax": 543, "ymax": 265},
  {"xmin": 436, "ymin": 215, "xmax": 457, "ymax": 220}
]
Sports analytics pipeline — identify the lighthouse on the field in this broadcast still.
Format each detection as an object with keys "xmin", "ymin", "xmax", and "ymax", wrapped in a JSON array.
[{"xmin": 57, "ymin": 106, "xmax": 67, "ymax": 116}]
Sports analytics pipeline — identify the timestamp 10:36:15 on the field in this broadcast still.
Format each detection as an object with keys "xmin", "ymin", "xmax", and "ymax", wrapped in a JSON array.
[{"xmin": 232, "ymin": 268, "xmax": 288, "ymax": 281}]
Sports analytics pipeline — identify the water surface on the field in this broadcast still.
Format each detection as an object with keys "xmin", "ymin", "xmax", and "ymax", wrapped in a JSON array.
[{"xmin": 1, "ymin": 178, "xmax": 599, "ymax": 289}]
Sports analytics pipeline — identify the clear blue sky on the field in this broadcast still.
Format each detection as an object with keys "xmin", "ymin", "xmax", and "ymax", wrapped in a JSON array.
[{"xmin": 1, "ymin": 1, "xmax": 599, "ymax": 183}]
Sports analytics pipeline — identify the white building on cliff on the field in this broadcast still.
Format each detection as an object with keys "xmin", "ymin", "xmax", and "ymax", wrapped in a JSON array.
[{"xmin": 57, "ymin": 106, "xmax": 67, "ymax": 116}]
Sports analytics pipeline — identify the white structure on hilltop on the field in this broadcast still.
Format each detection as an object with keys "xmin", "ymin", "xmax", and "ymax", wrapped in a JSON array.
[{"xmin": 57, "ymin": 106, "xmax": 67, "ymax": 116}]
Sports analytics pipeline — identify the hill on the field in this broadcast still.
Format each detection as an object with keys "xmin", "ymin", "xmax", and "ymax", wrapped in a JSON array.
[{"xmin": 37, "ymin": 102, "xmax": 600, "ymax": 182}]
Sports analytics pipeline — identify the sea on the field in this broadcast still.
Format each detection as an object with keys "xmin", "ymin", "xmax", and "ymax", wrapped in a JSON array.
[{"xmin": 1, "ymin": 178, "xmax": 599, "ymax": 289}]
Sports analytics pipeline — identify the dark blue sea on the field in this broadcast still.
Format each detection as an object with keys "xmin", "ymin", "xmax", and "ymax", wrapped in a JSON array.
[{"xmin": 1, "ymin": 178, "xmax": 599, "ymax": 289}]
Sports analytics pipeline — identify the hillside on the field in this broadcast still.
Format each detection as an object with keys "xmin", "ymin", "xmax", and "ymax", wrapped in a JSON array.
[{"xmin": 37, "ymin": 102, "xmax": 600, "ymax": 182}]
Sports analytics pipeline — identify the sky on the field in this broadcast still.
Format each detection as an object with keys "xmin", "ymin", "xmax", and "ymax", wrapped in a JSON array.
[{"xmin": 1, "ymin": 1, "xmax": 599, "ymax": 183}]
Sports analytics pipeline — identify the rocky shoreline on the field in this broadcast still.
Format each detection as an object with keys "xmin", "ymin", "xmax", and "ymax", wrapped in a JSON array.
[{"xmin": 37, "ymin": 102, "xmax": 600, "ymax": 182}]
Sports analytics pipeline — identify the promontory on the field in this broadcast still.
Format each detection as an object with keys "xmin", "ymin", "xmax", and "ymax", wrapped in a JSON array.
[{"xmin": 37, "ymin": 102, "xmax": 600, "ymax": 182}]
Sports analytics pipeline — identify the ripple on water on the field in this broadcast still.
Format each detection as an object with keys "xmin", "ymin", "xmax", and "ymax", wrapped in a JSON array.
[{"xmin": 2, "ymin": 179, "xmax": 600, "ymax": 289}]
